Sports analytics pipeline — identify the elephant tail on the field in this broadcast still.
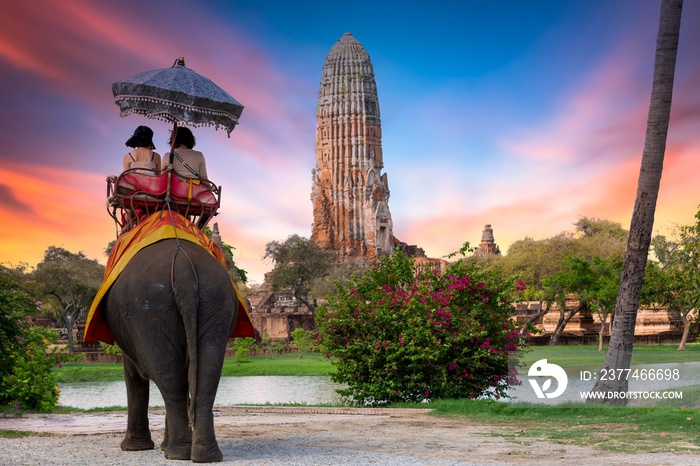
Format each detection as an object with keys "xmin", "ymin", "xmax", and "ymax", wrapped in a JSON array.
[{"xmin": 171, "ymin": 247, "xmax": 199, "ymax": 427}]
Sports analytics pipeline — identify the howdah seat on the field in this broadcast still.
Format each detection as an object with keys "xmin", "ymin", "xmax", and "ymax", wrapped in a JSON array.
[{"xmin": 107, "ymin": 167, "xmax": 220, "ymax": 233}]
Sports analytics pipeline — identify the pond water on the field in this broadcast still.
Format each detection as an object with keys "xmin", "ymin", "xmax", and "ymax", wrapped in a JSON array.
[
  {"xmin": 58, "ymin": 362, "xmax": 700, "ymax": 409},
  {"xmin": 58, "ymin": 376, "xmax": 344, "ymax": 410},
  {"xmin": 508, "ymin": 361, "xmax": 700, "ymax": 405}
]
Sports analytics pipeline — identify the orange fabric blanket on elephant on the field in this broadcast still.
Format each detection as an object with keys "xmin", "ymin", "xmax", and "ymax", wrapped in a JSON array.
[{"xmin": 84, "ymin": 211, "xmax": 255, "ymax": 344}]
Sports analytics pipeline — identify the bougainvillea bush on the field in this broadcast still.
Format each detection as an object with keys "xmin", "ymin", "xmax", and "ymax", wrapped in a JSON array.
[
  {"xmin": 1, "ymin": 326, "xmax": 65, "ymax": 412},
  {"xmin": 316, "ymin": 248, "xmax": 523, "ymax": 405}
]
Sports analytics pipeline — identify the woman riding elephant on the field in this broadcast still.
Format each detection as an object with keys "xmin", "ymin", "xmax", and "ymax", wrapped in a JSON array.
[{"xmin": 85, "ymin": 212, "xmax": 254, "ymax": 462}]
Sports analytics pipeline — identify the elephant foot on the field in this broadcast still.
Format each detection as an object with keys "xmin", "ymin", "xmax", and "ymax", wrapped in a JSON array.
[
  {"xmin": 164, "ymin": 443, "xmax": 192, "ymax": 461},
  {"xmin": 120, "ymin": 433, "xmax": 154, "ymax": 451},
  {"xmin": 191, "ymin": 443, "xmax": 223, "ymax": 463}
]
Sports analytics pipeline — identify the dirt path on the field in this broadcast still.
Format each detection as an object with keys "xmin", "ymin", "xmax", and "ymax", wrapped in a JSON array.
[{"xmin": 1, "ymin": 407, "xmax": 697, "ymax": 465}]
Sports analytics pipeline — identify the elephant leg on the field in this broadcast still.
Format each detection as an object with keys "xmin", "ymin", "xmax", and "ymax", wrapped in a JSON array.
[
  {"xmin": 191, "ymin": 345, "xmax": 226, "ymax": 463},
  {"xmin": 160, "ymin": 397, "xmax": 190, "ymax": 451},
  {"xmin": 120, "ymin": 356, "xmax": 154, "ymax": 451},
  {"xmin": 160, "ymin": 411, "xmax": 169, "ymax": 451},
  {"xmin": 191, "ymin": 398, "xmax": 221, "ymax": 462},
  {"xmin": 157, "ymin": 372, "xmax": 193, "ymax": 460}
]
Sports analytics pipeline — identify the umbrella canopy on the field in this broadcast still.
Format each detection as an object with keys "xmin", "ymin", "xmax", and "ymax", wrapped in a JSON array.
[{"xmin": 112, "ymin": 58, "xmax": 244, "ymax": 136}]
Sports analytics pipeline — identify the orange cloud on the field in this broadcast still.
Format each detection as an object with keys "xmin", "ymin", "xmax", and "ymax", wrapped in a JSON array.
[
  {"xmin": 0, "ymin": 157, "xmax": 310, "ymax": 283},
  {"xmin": 0, "ymin": 162, "xmax": 115, "ymax": 267},
  {"xmin": 210, "ymin": 218, "xmax": 273, "ymax": 285},
  {"xmin": 397, "ymin": 136, "xmax": 700, "ymax": 261}
]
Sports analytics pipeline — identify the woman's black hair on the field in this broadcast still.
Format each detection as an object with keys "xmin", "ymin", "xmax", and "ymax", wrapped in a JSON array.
[
  {"xmin": 125, "ymin": 126, "xmax": 156, "ymax": 149},
  {"xmin": 169, "ymin": 127, "xmax": 196, "ymax": 149}
]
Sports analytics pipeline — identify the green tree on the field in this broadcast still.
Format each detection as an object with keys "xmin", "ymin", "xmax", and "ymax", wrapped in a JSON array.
[
  {"xmin": 495, "ymin": 218, "xmax": 626, "ymax": 290},
  {"xmin": 2, "ymin": 326, "xmax": 66, "ymax": 412},
  {"xmin": 32, "ymin": 246, "xmax": 104, "ymax": 351},
  {"xmin": 309, "ymin": 257, "xmax": 369, "ymax": 302},
  {"xmin": 264, "ymin": 234, "xmax": 336, "ymax": 317},
  {"xmin": 105, "ymin": 239, "xmax": 116, "ymax": 257},
  {"xmin": 592, "ymin": 0, "xmax": 683, "ymax": 403},
  {"xmin": 0, "ymin": 264, "xmax": 38, "ymax": 404},
  {"xmin": 488, "ymin": 218, "xmax": 626, "ymax": 344},
  {"xmin": 589, "ymin": 256, "xmax": 624, "ymax": 352},
  {"xmin": 317, "ymin": 247, "xmax": 521, "ymax": 405},
  {"xmin": 290, "ymin": 327, "xmax": 316, "ymax": 359},
  {"xmin": 649, "ymin": 210, "xmax": 700, "ymax": 350},
  {"xmin": 231, "ymin": 337, "xmax": 256, "ymax": 363},
  {"xmin": 258, "ymin": 332, "xmax": 284, "ymax": 356},
  {"xmin": 1, "ymin": 264, "xmax": 71, "ymax": 412},
  {"xmin": 99, "ymin": 341, "xmax": 123, "ymax": 363},
  {"xmin": 545, "ymin": 256, "xmax": 595, "ymax": 346}
]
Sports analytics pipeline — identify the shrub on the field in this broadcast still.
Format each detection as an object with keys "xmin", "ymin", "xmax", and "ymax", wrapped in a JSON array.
[
  {"xmin": 231, "ymin": 337, "xmax": 256, "ymax": 363},
  {"xmin": 259, "ymin": 333, "xmax": 284, "ymax": 356},
  {"xmin": 99, "ymin": 341, "xmax": 123, "ymax": 363},
  {"xmin": 0, "ymin": 264, "xmax": 36, "ymax": 394},
  {"xmin": 290, "ymin": 327, "xmax": 316, "ymax": 359},
  {"xmin": 2, "ymin": 326, "xmax": 66, "ymax": 412},
  {"xmin": 316, "ymin": 248, "xmax": 522, "ymax": 405}
]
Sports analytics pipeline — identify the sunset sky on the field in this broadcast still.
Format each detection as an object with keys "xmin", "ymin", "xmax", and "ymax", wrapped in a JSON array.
[{"xmin": 1, "ymin": 0, "xmax": 699, "ymax": 283}]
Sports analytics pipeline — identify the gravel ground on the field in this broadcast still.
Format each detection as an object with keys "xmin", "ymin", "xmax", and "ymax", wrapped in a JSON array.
[{"xmin": 1, "ymin": 407, "xmax": 698, "ymax": 465}]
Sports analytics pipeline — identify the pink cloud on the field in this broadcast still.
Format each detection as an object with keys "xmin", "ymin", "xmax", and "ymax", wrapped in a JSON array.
[
  {"xmin": 499, "ymin": 29, "xmax": 660, "ymax": 168},
  {"xmin": 0, "ymin": 0, "xmax": 314, "ymax": 168},
  {"xmin": 398, "ymin": 137, "xmax": 700, "ymax": 261}
]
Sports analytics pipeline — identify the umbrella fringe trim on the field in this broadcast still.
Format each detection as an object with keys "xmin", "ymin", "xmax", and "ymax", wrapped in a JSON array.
[{"xmin": 114, "ymin": 95, "xmax": 240, "ymax": 136}]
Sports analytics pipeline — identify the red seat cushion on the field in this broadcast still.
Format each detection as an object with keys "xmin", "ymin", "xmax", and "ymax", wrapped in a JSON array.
[
  {"xmin": 117, "ymin": 172, "xmax": 168, "ymax": 197},
  {"xmin": 170, "ymin": 176, "xmax": 218, "ymax": 206}
]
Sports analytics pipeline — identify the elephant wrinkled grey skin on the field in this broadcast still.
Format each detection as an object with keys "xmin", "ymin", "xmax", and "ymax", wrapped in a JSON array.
[{"xmin": 104, "ymin": 239, "xmax": 237, "ymax": 462}]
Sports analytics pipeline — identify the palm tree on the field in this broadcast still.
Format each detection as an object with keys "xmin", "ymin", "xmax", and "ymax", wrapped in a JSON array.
[{"xmin": 589, "ymin": 0, "xmax": 683, "ymax": 404}]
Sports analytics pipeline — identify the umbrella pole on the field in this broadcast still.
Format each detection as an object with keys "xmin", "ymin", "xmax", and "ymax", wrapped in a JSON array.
[
  {"xmin": 166, "ymin": 121, "xmax": 178, "ymax": 205},
  {"xmin": 169, "ymin": 121, "xmax": 178, "ymax": 164}
]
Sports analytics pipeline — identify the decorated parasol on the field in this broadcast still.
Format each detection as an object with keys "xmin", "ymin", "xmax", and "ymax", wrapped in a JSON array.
[
  {"xmin": 112, "ymin": 57, "xmax": 244, "ymax": 137},
  {"xmin": 108, "ymin": 58, "xmax": 244, "ymax": 231}
]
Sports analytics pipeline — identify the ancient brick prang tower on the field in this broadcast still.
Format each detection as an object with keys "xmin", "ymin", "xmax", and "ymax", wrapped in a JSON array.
[
  {"xmin": 311, "ymin": 33, "xmax": 394, "ymax": 259},
  {"xmin": 475, "ymin": 224, "xmax": 501, "ymax": 257}
]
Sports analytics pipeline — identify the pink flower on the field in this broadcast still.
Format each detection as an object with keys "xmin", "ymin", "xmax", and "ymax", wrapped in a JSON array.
[
  {"xmin": 375, "ymin": 342, "xmax": 381, "ymax": 349},
  {"xmin": 516, "ymin": 280, "xmax": 527, "ymax": 291},
  {"xmin": 448, "ymin": 363, "xmax": 458, "ymax": 371}
]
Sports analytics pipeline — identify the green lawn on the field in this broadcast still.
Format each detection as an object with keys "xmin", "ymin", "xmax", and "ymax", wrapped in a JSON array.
[
  {"xmin": 53, "ymin": 362, "xmax": 127, "ymax": 383},
  {"xmin": 521, "ymin": 342, "xmax": 700, "ymax": 370},
  {"xmin": 54, "ymin": 352, "xmax": 334, "ymax": 383},
  {"xmin": 399, "ymin": 398, "xmax": 700, "ymax": 453},
  {"xmin": 221, "ymin": 353, "xmax": 335, "ymax": 377}
]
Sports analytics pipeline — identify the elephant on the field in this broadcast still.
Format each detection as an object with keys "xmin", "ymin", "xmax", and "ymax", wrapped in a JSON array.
[{"xmin": 103, "ymin": 238, "xmax": 238, "ymax": 462}]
